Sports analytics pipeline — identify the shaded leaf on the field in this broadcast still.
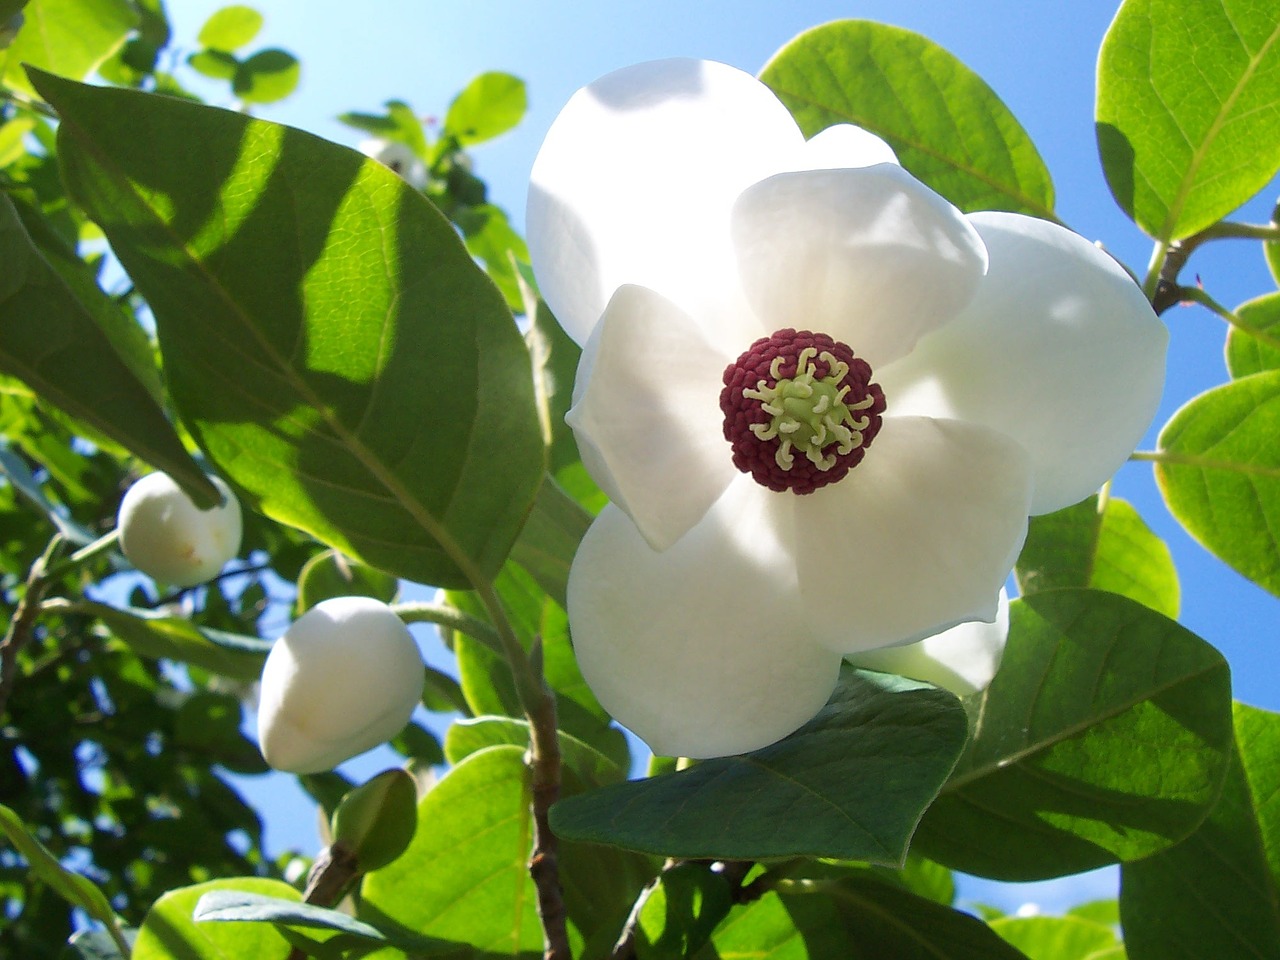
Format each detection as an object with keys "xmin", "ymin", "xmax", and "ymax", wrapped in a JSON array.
[
  {"xmin": 1155, "ymin": 371, "xmax": 1280, "ymax": 597},
  {"xmin": 634, "ymin": 863, "xmax": 733, "ymax": 960},
  {"xmin": 295, "ymin": 548, "xmax": 398, "ymax": 614},
  {"xmin": 330, "ymin": 769, "xmax": 418, "ymax": 873},
  {"xmin": 551, "ymin": 668, "xmax": 967, "ymax": 861},
  {"xmin": 507, "ymin": 476, "xmax": 590, "ymax": 610},
  {"xmin": 1120, "ymin": 703, "xmax": 1280, "ymax": 959},
  {"xmin": 32, "ymin": 70, "xmax": 545, "ymax": 589},
  {"xmin": 760, "ymin": 19, "xmax": 1055, "ymax": 218},
  {"xmin": 1016, "ymin": 494, "xmax": 1179, "ymax": 618},
  {"xmin": 1096, "ymin": 0, "xmax": 1280, "ymax": 241},
  {"xmin": 691, "ymin": 890, "xmax": 851, "ymax": 959},
  {"xmin": 0, "ymin": 444, "xmax": 95, "ymax": 544},
  {"xmin": 187, "ymin": 48, "xmax": 238, "ymax": 81},
  {"xmin": 0, "ymin": 193, "xmax": 216, "ymax": 505},
  {"xmin": 232, "ymin": 48, "xmax": 300, "ymax": 104},
  {"xmin": 915, "ymin": 590, "xmax": 1233, "ymax": 880}
]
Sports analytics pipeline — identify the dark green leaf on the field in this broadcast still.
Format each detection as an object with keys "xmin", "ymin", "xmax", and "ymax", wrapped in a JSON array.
[
  {"xmin": 69, "ymin": 598, "xmax": 270, "ymax": 679},
  {"xmin": 508, "ymin": 476, "xmax": 591, "ymax": 609},
  {"xmin": 133, "ymin": 879, "xmax": 299, "ymax": 959},
  {"xmin": 1120, "ymin": 703, "xmax": 1280, "ymax": 959},
  {"xmin": 551, "ymin": 668, "xmax": 967, "ymax": 861},
  {"xmin": 0, "ymin": 0, "xmax": 137, "ymax": 95},
  {"xmin": 1226, "ymin": 291, "xmax": 1280, "ymax": 378},
  {"xmin": 0, "ymin": 193, "xmax": 216, "ymax": 505},
  {"xmin": 915, "ymin": 590, "xmax": 1233, "ymax": 880},
  {"xmin": 196, "ymin": 4, "xmax": 261, "ymax": 52},
  {"xmin": 389, "ymin": 721, "xmax": 444, "ymax": 766},
  {"xmin": 295, "ymin": 548, "xmax": 398, "ymax": 613},
  {"xmin": 444, "ymin": 72, "xmax": 527, "ymax": 146},
  {"xmin": 1096, "ymin": 0, "xmax": 1280, "ymax": 241},
  {"xmin": 760, "ymin": 19, "xmax": 1055, "ymax": 218},
  {"xmin": 330, "ymin": 769, "xmax": 418, "ymax": 873},
  {"xmin": 989, "ymin": 915, "xmax": 1121, "ymax": 960},
  {"xmin": 66, "ymin": 929, "xmax": 134, "ymax": 960},
  {"xmin": 232, "ymin": 48, "xmax": 300, "ymax": 104},
  {"xmin": 32, "ymin": 70, "xmax": 545, "ymax": 589},
  {"xmin": 1016, "ymin": 494, "xmax": 1179, "ymax": 618},
  {"xmin": 1155, "ymin": 371, "xmax": 1280, "ymax": 597}
]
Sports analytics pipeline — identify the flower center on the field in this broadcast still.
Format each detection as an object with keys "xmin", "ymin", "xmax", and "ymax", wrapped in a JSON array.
[{"xmin": 720, "ymin": 329, "xmax": 885, "ymax": 494}]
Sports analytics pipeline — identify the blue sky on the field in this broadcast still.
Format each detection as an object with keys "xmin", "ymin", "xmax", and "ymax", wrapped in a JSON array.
[{"xmin": 156, "ymin": 0, "xmax": 1279, "ymax": 917}]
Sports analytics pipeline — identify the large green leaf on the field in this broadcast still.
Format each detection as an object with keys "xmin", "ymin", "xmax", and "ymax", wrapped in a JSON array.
[
  {"xmin": 1096, "ymin": 0, "xmax": 1280, "ymax": 241},
  {"xmin": 0, "ymin": 194, "xmax": 217, "ymax": 505},
  {"xmin": 915, "ymin": 589, "xmax": 1233, "ymax": 881},
  {"xmin": 1226, "ymin": 291, "xmax": 1280, "ymax": 378},
  {"xmin": 1120, "ymin": 703, "xmax": 1280, "ymax": 959},
  {"xmin": 1016, "ymin": 494, "xmax": 1179, "ymax": 618},
  {"xmin": 551, "ymin": 668, "xmax": 967, "ymax": 861},
  {"xmin": 692, "ymin": 891, "xmax": 852, "ymax": 959},
  {"xmin": 32, "ymin": 70, "xmax": 545, "ymax": 589},
  {"xmin": 760, "ymin": 19, "xmax": 1055, "ymax": 218},
  {"xmin": 132, "ymin": 879, "xmax": 299, "ymax": 960},
  {"xmin": 0, "ymin": 0, "xmax": 136, "ymax": 95},
  {"xmin": 1154, "ymin": 371, "xmax": 1280, "ymax": 597}
]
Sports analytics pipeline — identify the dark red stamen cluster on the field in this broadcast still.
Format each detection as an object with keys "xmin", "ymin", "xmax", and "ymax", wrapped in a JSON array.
[{"xmin": 719, "ymin": 329, "xmax": 885, "ymax": 494}]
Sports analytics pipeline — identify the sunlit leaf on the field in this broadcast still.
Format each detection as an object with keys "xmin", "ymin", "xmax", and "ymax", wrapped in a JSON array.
[
  {"xmin": 197, "ymin": 4, "xmax": 261, "ymax": 52},
  {"xmin": 1016, "ymin": 494, "xmax": 1179, "ymax": 617},
  {"xmin": 761, "ymin": 19, "xmax": 1055, "ymax": 218},
  {"xmin": 0, "ymin": 0, "xmax": 136, "ymax": 95},
  {"xmin": 915, "ymin": 590, "xmax": 1233, "ymax": 880},
  {"xmin": 552, "ymin": 668, "xmax": 967, "ymax": 861},
  {"xmin": 187, "ymin": 48, "xmax": 238, "ymax": 81},
  {"xmin": 32, "ymin": 70, "xmax": 545, "ymax": 589},
  {"xmin": 1096, "ymin": 0, "xmax": 1280, "ymax": 241},
  {"xmin": 444, "ymin": 72, "xmax": 527, "ymax": 146},
  {"xmin": 133, "ymin": 879, "xmax": 299, "ymax": 960},
  {"xmin": 1225, "ymin": 291, "xmax": 1280, "ymax": 378},
  {"xmin": 444, "ymin": 715, "xmax": 626, "ymax": 786},
  {"xmin": 1121, "ymin": 703, "xmax": 1280, "ymax": 959},
  {"xmin": 1155, "ymin": 371, "xmax": 1280, "ymax": 597},
  {"xmin": 232, "ymin": 48, "xmax": 299, "ymax": 104},
  {"xmin": 989, "ymin": 915, "xmax": 1122, "ymax": 960}
]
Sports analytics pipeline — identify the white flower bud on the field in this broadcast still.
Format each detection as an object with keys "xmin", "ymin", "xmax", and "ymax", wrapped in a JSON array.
[
  {"xmin": 117, "ymin": 472, "xmax": 242, "ymax": 587},
  {"xmin": 257, "ymin": 597, "xmax": 424, "ymax": 774},
  {"xmin": 359, "ymin": 138, "xmax": 427, "ymax": 189}
]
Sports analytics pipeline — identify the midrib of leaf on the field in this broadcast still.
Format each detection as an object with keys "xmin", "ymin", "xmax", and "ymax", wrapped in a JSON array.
[
  {"xmin": 1152, "ymin": 448, "xmax": 1280, "ymax": 480},
  {"xmin": 58, "ymin": 116, "xmax": 489, "ymax": 592},
  {"xmin": 943, "ymin": 643, "xmax": 1223, "ymax": 793},
  {"xmin": 766, "ymin": 75, "xmax": 1060, "ymax": 223},
  {"xmin": 1157, "ymin": 13, "xmax": 1280, "ymax": 242}
]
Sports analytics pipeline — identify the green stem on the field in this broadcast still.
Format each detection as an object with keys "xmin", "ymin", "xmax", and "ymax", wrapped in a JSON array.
[
  {"xmin": 1175, "ymin": 285, "xmax": 1280, "ymax": 353},
  {"xmin": 1142, "ymin": 238, "xmax": 1168, "ymax": 300},
  {"xmin": 1196, "ymin": 220, "xmax": 1280, "ymax": 243},
  {"xmin": 0, "ymin": 533, "xmax": 65, "ymax": 719},
  {"xmin": 43, "ymin": 530, "xmax": 120, "ymax": 581},
  {"xmin": 1131, "ymin": 448, "xmax": 1280, "ymax": 479},
  {"xmin": 391, "ymin": 600, "xmax": 503, "ymax": 655},
  {"xmin": 0, "ymin": 88, "xmax": 57, "ymax": 119}
]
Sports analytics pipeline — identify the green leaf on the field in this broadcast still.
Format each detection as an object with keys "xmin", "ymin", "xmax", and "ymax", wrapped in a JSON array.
[
  {"xmin": 444, "ymin": 72, "xmax": 527, "ymax": 146},
  {"xmin": 0, "ymin": 193, "xmax": 217, "ymax": 505},
  {"xmin": 358, "ymin": 745, "xmax": 550, "ymax": 956},
  {"xmin": 551, "ymin": 668, "xmax": 967, "ymax": 861},
  {"xmin": 0, "ymin": 444, "xmax": 95, "ymax": 544},
  {"xmin": 1016, "ymin": 494, "xmax": 1179, "ymax": 618},
  {"xmin": 915, "ymin": 589, "xmax": 1233, "ymax": 881},
  {"xmin": 989, "ymin": 915, "xmax": 1122, "ymax": 960},
  {"xmin": 444, "ymin": 715, "xmax": 626, "ymax": 786},
  {"xmin": 1120, "ymin": 703, "xmax": 1280, "ymax": 959},
  {"xmin": 692, "ymin": 890, "xmax": 852, "ymax": 958},
  {"xmin": 760, "ymin": 19, "xmax": 1055, "ymax": 218},
  {"xmin": 634, "ymin": 863, "xmax": 733, "ymax": 960},
  {"xmin": 197, "ymin": 4, "xmax": 261, "ymax": 52},
  {"xmin": 69, "ymin": 598, "xmax": 270, "ymax": 679},
  {"xmin": 232, "ymin": 48, "xmax": 300, "ymax": 104},
  {"xmin": 1096, "ymin": 0, "xmax": 1280, "ymax": 241},
  {"xmin": 0, "ymin": 0, "xmax": 137, "ymax": 95},
  {"xmin": 1154, "ymin": 371, "xmax": 1280, "ymax": 597},
  {"xmin": 187, "ymin": 48, "xmax": 239, "ymax": 81},
  {"xmin": 31, "ymin": 70, "xmax": 545, "ymax": 589},
  {"xmin": 133, "ymin": 878, "xmax": 299, "ymax": 960},
  {"xmin": 0, "ymin": 802, "xmax": 122, "ymax": 936},
  {"xmin": 508, "ymin": 476, "xmax": 591, "ymax": 610},
  {"xmin": 66, "ymin": 929, "xmax": 134, "ymax": 960},
  {"xmin": 1226, "ymin": 291, "xmax": 1280, "ymax": 378},
  {"xmin": 295, "ymin": 548, "xmax": 398, "ymax": 613}
]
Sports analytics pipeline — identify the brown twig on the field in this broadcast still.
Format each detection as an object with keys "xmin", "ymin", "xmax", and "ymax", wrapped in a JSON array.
[
  {"xmin": 285, "ymin": 841, "xmax": 361, "ymax": 960},
  {"xmin": 0, "ymin": 534, "xmax": 64, "ymax": 720},
  {"xmin": 525, "ymin": 638, "xmax": 570, "ymax": 960}
]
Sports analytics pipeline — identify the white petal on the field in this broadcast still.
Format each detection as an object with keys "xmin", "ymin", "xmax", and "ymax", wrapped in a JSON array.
[
  {"xmin": 528, "ymin": 59, "xmax": 804, "ymax": 347},
  {"xmin": 567, "ymin": 284, "xmax": 738, "ymax": 550},
  {"xmin": 793, "ymin": 416, "xmax": 1032, "ymax": 653},
  {"xmin": 257, "ymin": 597, "xmax": 424, "ymax": 774},
  {"xmin": 789, "ymin": 124, "xmax": 900, "ymax": 170},
  {"xmin": 847, "ymin": 590, "xmax": 1010, "ymax": 697},
  {"xmin": 568, "ymin": 476, "xmax": 842, "ymax": 759},
  {"xmin": 731, "ymin": 165, "xmax": 988, "ymax": 368},
  {"xmin": 878, "ymin": 212, "xmax": 1168, "ymax": 514}
]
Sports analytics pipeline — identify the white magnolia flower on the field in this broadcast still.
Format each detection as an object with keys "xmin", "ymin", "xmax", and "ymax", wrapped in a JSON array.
[
  {"xmin": 359, "ymin": 137, "xmax": 427, "ymax": 189},
  {"xmin": 257, "ymin": 596, "xmax": 424, "ymax": 774},
  {"xmin": 117, "ymin": 472, "xmax": 242, "ymax": 587},
  {"xmin": 527, "ymin": 59, "xmax": 1167, "ymax": 759}
]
